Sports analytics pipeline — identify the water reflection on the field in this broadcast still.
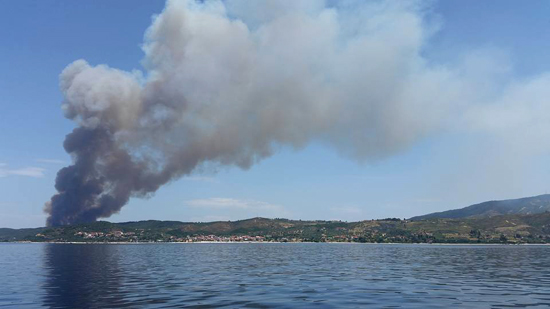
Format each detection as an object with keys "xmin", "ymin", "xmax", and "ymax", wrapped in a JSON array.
[
  {"xmin": 21, "ymin": 243, "xmax": 550, "ymax": 308},
  {"xmin": 42, "ymin": 244, "xmax": 125, "ymax": 308}
]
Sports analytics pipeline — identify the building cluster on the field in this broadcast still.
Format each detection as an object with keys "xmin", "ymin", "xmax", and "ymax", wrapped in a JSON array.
[
  {"xmin": 72, "ymin": 231, "xmax": 273, "ymax": 242},
  {"xmin": 170, "ymin": 235, "xmax": 267, "ymax": 242},
  {"xmin": 74, "ymin": 231, "xmax": 136, "ymax": 239}
]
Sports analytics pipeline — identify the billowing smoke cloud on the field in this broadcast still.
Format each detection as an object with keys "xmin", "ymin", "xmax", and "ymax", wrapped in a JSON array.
[{"xmin": 45, "ymin": 0, "xmax": 550, "ymax": 226}]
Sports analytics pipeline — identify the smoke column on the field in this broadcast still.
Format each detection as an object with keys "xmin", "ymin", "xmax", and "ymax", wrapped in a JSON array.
[{"xmin": 44, "ymin": 0, "xmax": 470, "ymax": 226}]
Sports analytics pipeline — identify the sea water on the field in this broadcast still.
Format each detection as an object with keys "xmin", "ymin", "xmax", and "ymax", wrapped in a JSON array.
[{"xmin": 1, "ymin": 243, "xmax": 549, "ymax": 308}]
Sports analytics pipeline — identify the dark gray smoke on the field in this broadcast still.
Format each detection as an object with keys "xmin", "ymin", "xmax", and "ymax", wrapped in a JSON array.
[
  {"xmin": 46, "ymin": 0, "xmax": 517, "ymax": 226},
  {"xmin": 45, "ymin": 127, "xmax": 169, "ymax": 226}
]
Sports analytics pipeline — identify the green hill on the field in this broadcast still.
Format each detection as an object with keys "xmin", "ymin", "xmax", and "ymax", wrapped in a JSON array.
[
  {"xmin": 410, "ymin": 194, "xmax": 550, "ymax": 220},
  {"xmin": 3, "ymin": 213, "xmax": 550, "ymax": 244}
]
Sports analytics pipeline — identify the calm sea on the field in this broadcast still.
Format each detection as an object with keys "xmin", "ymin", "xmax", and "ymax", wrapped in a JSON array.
[{"xmin": 1, "ymin": 243, "xmax": 550, "ymax": 308}]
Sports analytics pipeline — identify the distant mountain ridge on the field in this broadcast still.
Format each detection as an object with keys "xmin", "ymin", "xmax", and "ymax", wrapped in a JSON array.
[{"xmin": 410, "ymin": 194, "xmax": 550, "ymax": 221}]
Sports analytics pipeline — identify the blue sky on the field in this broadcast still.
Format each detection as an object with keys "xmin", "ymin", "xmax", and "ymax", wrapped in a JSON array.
[{"xmin": 1, "ymin": 0, "xmax": 550, "ymax": 228}]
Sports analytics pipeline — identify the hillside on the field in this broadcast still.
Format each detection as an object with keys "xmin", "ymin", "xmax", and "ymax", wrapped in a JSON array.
[
  {"xmin": 3, "ymin": 213, "xmax": 550, "ymax": 244},
  {"xmin": 410, "ymin": 194, "xmax": 550, "ymax": 221},
  {"xmin": 0, "ymin": 227, "xmax": 45, "ymax": 240}
]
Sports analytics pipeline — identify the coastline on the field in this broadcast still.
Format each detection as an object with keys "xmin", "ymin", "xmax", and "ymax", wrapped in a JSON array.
[{"xmin": 5, "ymin": 241, "xmax": 550, "ymax": 246}]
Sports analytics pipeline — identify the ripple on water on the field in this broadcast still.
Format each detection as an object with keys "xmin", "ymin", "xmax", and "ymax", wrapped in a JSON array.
[{"xmin": 1, "ymin": 243, "xmax": 550, "ymax": 308}]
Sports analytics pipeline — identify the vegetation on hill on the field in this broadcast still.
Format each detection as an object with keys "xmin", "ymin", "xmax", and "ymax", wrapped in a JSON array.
[
  {"xmin": 3, "ymin": 213, "xmax": 550, "ymax": 244},
  {"xmin": 410, "ymin": 194, "xmax": 550, "ymax": 220}
]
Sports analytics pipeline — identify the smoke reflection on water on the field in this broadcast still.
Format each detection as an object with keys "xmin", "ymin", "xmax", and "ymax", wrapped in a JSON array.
[{"xmin": 42, "ymin": 244, "xmax": 125, "ymax": 308}]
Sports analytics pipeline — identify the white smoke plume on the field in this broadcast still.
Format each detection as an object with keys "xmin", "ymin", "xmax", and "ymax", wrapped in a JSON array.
[{"xmin": 45, "ymin": 0, "xmax": 550, "ymax": 225}]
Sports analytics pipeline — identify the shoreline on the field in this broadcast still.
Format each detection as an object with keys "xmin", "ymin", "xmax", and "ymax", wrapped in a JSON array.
[{"xmin": 4, "ymin": 241, "xmax": 550, "ymax": 246}]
